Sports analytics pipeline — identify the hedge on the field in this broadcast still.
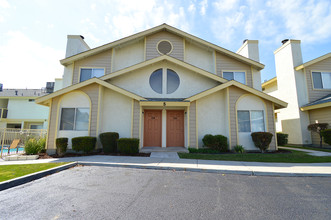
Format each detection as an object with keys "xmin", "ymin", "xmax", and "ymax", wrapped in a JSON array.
[
  {"xmin": 99, "ymin": 132, "xmax": 119, "ymax": 153},
  {"xmin": 117, "ymin": 138, "xmax": 139, "ymax": 154},
  {"xmin": 72, "ymin": 136, "xmax": 96, "ymax": 153},
  {"xmin": 251, "ymin": 132, "xmax": 273, "ymax": 153},
  {"xmin": 202, "ymin": 134, "xmax": 228, "ymax": 152},
  {"xmin": 276, "ymin": 133, "xmax": 288, "ymax": 146},
  {"xmin": 321, "ymin": 129, "xmax": 331, "ymax": 145},
  {"xmin": 56, "ymin": 137, "xmax": 68, "ymax": 156}
]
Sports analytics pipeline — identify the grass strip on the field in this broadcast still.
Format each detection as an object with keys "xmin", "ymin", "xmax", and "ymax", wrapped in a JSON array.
[
  {"xmin": 178, "ymin": 149, "xmax": 331, "ymax": 163},
  {"xmin": 0, "ymin": 162, "xmax": 69, "ymax": 182}
]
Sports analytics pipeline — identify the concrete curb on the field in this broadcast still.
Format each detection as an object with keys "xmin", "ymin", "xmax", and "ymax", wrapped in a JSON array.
[
  {"xmin": 0, "ymin": 162, "xmax": 77, "ymax": 191},
  {"xmin": 78, "ymin": 162, "xmax": 331, "ymax": 177}
]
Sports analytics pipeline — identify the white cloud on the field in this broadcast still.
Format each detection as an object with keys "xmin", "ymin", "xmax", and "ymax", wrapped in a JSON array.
[
  {"xmin": 0, "ymin": 0, "xmax": 10, "ymax": 8},
  {"xmin": 188, "ymin": 3, "xmax": 196, "ymax": 14},
  {"xmin": 213, "ymin": 0, "xmax": 239, "ymax": 11},
  {"xmin": 0, "ymin": 31, "xmax": 63, "ymax": 89},
  {"xmin": 91, "ymin": 3, "xmax": 96, "ymax": 10},
  {"xmin": 200, "ymin": 0, "xmax": 208, "ymax": 15}
]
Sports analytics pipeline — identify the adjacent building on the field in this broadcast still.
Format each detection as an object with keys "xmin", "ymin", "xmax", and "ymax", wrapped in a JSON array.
[{"xmin": 262, "ymin": 40, "xmax": 331, "ymax": 146}]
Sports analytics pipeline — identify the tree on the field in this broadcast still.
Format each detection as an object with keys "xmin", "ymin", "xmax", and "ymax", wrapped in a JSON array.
[{"xmin": 307, "ymin": 123, "xmax": 329, "ymax": 147}]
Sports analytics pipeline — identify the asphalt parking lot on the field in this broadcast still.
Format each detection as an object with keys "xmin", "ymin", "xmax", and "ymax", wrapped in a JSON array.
[{"xmin": 0, "ymin": 165, "xmax": 330, "ymax": 220}]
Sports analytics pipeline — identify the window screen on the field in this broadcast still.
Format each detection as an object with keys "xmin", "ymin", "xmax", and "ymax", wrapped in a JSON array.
[
  {"xmin": 312, "ymin": 72, "xmax": 323, "ymax": 89},
  {"xmin": 60, "ymin": 108, "xmax": 75, "ymax": 130},
  {"xmin": 167, "ymin": 69, "xmax": 180, "ymax": 94},
  {"xmin": 237, "ymin": 111, "xmax": 250, "ymax": 132},
  {"xmin": 251, "ymin": 110, "xmax": 264, "ymax": 132},
  {"xmin": 149, "ymin": 69, "xmax": 163, "ymax": 94}
]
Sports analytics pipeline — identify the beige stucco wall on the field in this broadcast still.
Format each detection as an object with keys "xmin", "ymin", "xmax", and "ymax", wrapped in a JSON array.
[
  {"xmin": 112, "ymin": 40, "xmax": 145, "ymax": 72},
  {"xmin": 109, "ymin": 61, "xmax": 219, "ymax": 99},
  {"xmin": 308, "ymin": 107, "xmax": 331, "ymax": 146},
  {"xmin": 100, "ymin": 89, "xmax": 132, "ymax": 138},
  {"xmin": 185, "ymin": 41, "xmax": 215, "ymax": 74},
  {"xmin": 197, "ymin": 90, "xmax": 228, "ymax": 147}
]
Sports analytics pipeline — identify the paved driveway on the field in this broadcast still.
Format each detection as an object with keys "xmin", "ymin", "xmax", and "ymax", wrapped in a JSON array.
[{"xmin": 0, "ymin": 166, "xmax": 330, "ymax": 220}]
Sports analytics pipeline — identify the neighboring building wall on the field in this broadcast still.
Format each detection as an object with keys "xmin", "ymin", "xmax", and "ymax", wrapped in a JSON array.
[
  {"xmin": 146, "ymin": 31, "xmax": 184, "ymax": 61},
  {"xmin": 112, "ymin": 40, "xmax": 145, "ymax": 72},
  {"xmin": 62, "ymin": 64, "xmax": 74, "ymax": 88},
  {"xmin": 72, "ymin": 50, "xmax": 112, "ymax": 84},
  {"xmin": 185, "ymin": 41, "xmax": 215, "ymax": 74},
  {"xmin": 197, "ymin": 90, "xmax": 228, "ymax": 147},
  {"xmin": 189, "ymin": 101, "xmax": 197, "ymax": 148},
  {"xmin": 216, "ymin": 52, "xmax": 253, "ymax": 87},
  {"xmin": 308, "ymin": 107, "xmax": 331, "ymax": 146},
  {"xmin": 7, "ymin": 99, "xmax": 49, "ymax": 120},
  {"xmin": 100, "ymin": 89, "xmax": 132, "ymax": 138},
  {"xmin": 109, "ymin": 62, "xmax": 219, "ymax": 99},
  {"xmin": 304, "ymin": 57, "xmax": 331, "ymax": 103},
  {"xmin": 273, "ymin": 40, "xmax": 311, "ymax": 145}
]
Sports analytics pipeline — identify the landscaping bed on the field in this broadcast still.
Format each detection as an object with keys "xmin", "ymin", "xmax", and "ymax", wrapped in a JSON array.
[{"xmin": 38, "ymin": 151, "xmax": 150, "ymax": 159}]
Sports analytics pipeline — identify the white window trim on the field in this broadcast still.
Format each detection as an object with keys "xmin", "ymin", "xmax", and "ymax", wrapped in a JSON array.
[
  {"xmin": 237, "ymin": 110, "xmax": 265, "ymax": 133},
  {"xmin": 311, "ymin": 71, "xmax": 331, "ymax": 90},
  {"xmin": 79, "ymin": 67, "xmax": 106, "ymax": 82},
  {"xmin": 59, "ymin": 107, "xmax": 89, "ymax": 131},
  {"xmin": 222, "ymin": 70, "xmax": 247, "ymax": 85}
]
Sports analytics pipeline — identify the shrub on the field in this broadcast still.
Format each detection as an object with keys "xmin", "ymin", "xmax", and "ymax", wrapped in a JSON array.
[
  {"xmin": 251, "ymin": 132, "xmax": 273, "ymax": 153},
  {"xmin": 38, "ymin": 137, "xmax": 46, "ymax": 153},
  {"xmin": 117, "ymin": 138, "xmax": 139, "ymax": 154},
  {"xmin": 188, "ymin": 148, "xmax": 220, "ymax": 154},
  {"xmin": 308, "ymin": 123, "xmax": 329, "ymax": 147},
  {"xmin": 72, "ymin": 136, "xmax": 96, "ymax": 153},
  {"xmin": 321, "ymin": 129, "xmax": 331, "ymax": 145},
  {"xmin": 234, "ymin": 145, "xmax": 245, "ymax": 154},
  {"xmin": 277, "ymin": 133, "xmax": 288, "ymax": 146},
  {"xmin": 202, "ymin": 134, "xmax": 228, "ymax": 152},
  {"xmin": 25, "ymin": 138, "xmax": 44, "ymax": 155},
  {"xmin": 56, "ymin": 138, "xmax": 68, "ymax": 156},
  {"xmin": 99, "ymin": 132, "xmax": 119, "ymax": 153}
]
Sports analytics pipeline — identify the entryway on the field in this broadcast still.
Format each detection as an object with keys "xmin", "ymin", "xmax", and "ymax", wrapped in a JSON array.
[{"xmin": 166, "ymin": 110, "xmax": 184, "ymax": 147}]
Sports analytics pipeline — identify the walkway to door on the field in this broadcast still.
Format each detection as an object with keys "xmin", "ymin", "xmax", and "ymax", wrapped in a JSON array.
[{"xmin": 140, "ymin": 147, "xmax": 188, "ymax": 153}]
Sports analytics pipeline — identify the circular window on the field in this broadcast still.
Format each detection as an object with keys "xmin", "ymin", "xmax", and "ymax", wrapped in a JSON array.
[
  {"xmin": 149, "ymin": 69, "xmax": 163, "ymax": 94},
  {"xmin": 157, "ymin": 40, "xmax": 173, "ymax": 55},
  {"xmin": 149, "ymin": 69, "xmax": 180, "ymax": 94}
]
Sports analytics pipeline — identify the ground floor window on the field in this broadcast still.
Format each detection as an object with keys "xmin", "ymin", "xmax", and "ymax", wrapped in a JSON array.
[
  {"xmin": 30, "ymin": 124, "xmax": 43, "ymax": 129},
  {"xmin": 60, "ymin": 108, "xmax": 89, "ymax": 131},
  {"xmin": 237, "ymin": 110, "xmax": 264, "ymax": 132}
]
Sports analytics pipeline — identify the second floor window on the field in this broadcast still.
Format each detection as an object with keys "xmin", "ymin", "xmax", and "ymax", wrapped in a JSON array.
[
  {"xmin": 223, "ymin": 71, "xmax": 246, "ymax": 84},
  {"xmin": 80, "ymin": 68, "xmax": 105, "ymax": 82},
  {"xmin": 312, "ymin": 72, "xmax": 331, "ymax": 89}
]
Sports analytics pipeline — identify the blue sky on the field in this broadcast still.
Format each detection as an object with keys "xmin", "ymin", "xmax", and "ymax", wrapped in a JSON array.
[{"xmin": 1, "ymin": 0, "xmax": 331, "ymax": 89}]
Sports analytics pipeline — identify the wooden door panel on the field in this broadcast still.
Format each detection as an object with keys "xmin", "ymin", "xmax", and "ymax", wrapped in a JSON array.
[
  {"xmin": 167, "ymin": 110, "xmax": 184, "ymax": 147},
  {"xmin": 144, "ymin": 110, "xmax": 162, "ymax": 147}
]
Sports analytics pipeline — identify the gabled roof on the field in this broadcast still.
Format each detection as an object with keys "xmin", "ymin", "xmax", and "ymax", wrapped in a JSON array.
[
  {"xmin": 60, "ymin": 24, "xmax": 264, "ymax": 70},
  {"xmin": 100, "ymin": 55, "xmax": 227, "ymax": 83},
  {"xmin": 295, "ymin": 52, "xmax": 331, "ymax": 71},
  {"xmin": 185, "ymin": 80, "xmax": 287, "ymax": 109},
  {"xmin": 0, "ymin": 89, "xmax": 48, "ymax": 97},
  {"xmin": 261, "ymin": 77, "xmax": 277, "ymax": 88},
  {"xmin": 36, "ymin": 78, "xmax": 146, "ymax": 106},
  {"xmin": 301, "ymin": 94, "xmax": 331, "ymax": 111}
]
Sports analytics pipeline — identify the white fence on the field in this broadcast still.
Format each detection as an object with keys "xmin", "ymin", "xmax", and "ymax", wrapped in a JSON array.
[{"xmin": 0, "ymin": 128, "xmax": 47, "ymax": 157}]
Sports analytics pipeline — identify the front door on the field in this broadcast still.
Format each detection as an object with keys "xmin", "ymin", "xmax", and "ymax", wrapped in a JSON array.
[
  {"xmin": 167, "ymin": 110, "xmax": 184, "ymax": 147},
  {"xmin": 144, "ymin": 110, "xmax": 162, "ymax": 147}
]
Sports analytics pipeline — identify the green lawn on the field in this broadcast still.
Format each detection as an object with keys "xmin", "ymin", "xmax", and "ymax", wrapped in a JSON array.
[
  {"xmin": 0, "ymin": 162, "xmax": 69, "ymax": 182},
  {"xmin": 178, "ymin": 149, "xmax": 331, "ymax": 163},
  {"xmin": 284, "ymin": 145, "xmax": 331, "ymax": 153}
]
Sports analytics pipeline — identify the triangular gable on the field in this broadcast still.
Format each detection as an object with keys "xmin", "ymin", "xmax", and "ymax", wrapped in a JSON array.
[
  {"xmin": 185, "ymin": 80, "xmax": 287, "ymax": 109},
  {"xmin": 36, "ymin": 78, "xmax": 146, "ymax": 106},
  {"xmin": 100, "ymin": 55, "xmax": 227, "ymax": 83},
  {"xmin": 60, "ymin": 24, "xmax": 264, "ymax": 70},
  {"xmin": 295, "ymin": 52, "xmax": 331, "ymax": 70}
]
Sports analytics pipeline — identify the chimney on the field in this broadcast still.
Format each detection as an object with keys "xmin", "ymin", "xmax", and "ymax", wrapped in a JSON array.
[
  {"xmin": 65, "ymin": 35, "xmax": 90, "ymax": 58},
  {"xmin": 237, "ymin": 40, "xmax": 261, "ymax": 91},
  {"xmin": 236, "ymin": 40, "xmax": 260, "ymax": 62}
]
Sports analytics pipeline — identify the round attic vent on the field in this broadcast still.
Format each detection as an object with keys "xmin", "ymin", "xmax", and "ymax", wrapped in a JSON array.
[{"xmin": 157, "ymin": 40, "xmax": 173, "ymax": 55}]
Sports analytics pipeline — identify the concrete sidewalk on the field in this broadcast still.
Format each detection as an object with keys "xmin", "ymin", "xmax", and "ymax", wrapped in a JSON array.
[
  {"xmin": 279, "ymin": 146, "xmax": 331, "ymax": 156},
  {"xmin": 1, "ymin": 155, "xmax": 331, "ymax": 177}
]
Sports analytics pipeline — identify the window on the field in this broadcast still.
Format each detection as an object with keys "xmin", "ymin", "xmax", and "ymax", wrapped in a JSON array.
[
  {"xmin": 80, "ymin": 68, "xmax": 105, "ymax": 82},
  {"xmin": 30, "ymin": 124, "xmax": 43, "ymax": 129},
  {"xmin": 237, "ymin": 110, "xmax": 265, "ymax": 132},
  {"xmin": 60, "ymin": 108, "xmax": 89, "ymax": 131},
  {"xmin": 223, "ymin": 72, "xmax": 246, "ymax": 84},
  {"xmin": 149, "ymin": 69, "xmax": 180, "ymax": 94},
  {"xmin": 312, "ymin": 72, "xmax": 331, "ymax": 89},
  {"xmin": 157, "ymin": 40, "xmax": 173, "ymax": 55}
]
